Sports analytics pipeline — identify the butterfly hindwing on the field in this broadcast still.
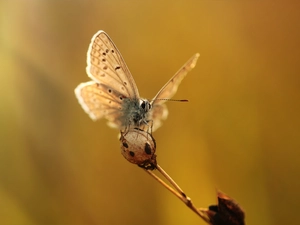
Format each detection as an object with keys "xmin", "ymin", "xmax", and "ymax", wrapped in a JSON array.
[
  {"xmin": 149, "ymin": 104, "xmax": 168, "ymax": 132},
  {"xmin": 75, "ymin": 81, "xmax": 126, "ymax": 128}
]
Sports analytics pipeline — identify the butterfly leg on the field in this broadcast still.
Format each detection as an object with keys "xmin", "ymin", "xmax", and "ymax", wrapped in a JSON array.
[{"xmin": 142, "ymin": 119, "xmax": 154, "ymax": 136}]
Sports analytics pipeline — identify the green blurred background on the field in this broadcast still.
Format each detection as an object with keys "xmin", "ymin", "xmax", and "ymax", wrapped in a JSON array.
[{"xmin": 1, "ymin": 0, "xmax": 299, "ymax": 224}]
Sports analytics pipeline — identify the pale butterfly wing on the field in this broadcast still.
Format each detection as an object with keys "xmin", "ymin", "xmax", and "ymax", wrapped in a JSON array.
[
  {"xmin": 75, "ymin": 30, "xmax": 142, "ymax": 129},
  {"xmin": 151, "ymin": 53, "xmax": 200, "ymax": 105},
  {"xmin": 75, "ymin": 81, "xmax": 126, "ymax": 128},
  {"xmin": 149, "ymin": 104, "xmax": 168, "ymax": 132},
  {"xmin": 86, "ymin": 30, "xmax": 140, "ymax": 99},
  {"xmin": 149, "ymin": 53, "xmax": 200, "ymax": 131}
]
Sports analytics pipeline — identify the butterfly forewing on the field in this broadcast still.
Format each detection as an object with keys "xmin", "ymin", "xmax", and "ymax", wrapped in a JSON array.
[
  {"xmin": 148, "ymin": 53, "xmax": 200, "ymax": 131},
  {"xmin": 86, "ymin": 30, "xmax": 140, "ymax": 99},
  {"xmin": 151, "ymin": 53, "xmax": 200, "ymax": 106}
]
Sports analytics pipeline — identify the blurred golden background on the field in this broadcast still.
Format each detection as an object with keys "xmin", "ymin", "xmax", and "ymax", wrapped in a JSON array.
[{"xmin": 1, "ymin": 0, "xmax": 299, "ymax": 224}]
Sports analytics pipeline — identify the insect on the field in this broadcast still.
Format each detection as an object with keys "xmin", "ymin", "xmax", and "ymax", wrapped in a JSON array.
[{"xmin": 75, "ymin": 30, "xmax": 199, "ymax": 132}]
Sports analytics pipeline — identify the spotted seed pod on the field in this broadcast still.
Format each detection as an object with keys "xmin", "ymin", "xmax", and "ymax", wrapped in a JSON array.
[{"xmin": 120, "ymin": 128, "xmax": 157, "ymax": 170}]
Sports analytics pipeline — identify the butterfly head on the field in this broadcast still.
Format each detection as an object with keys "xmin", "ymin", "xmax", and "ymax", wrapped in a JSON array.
[
  {"xmin": 119, "ymin": 98, "xmax": 152, "ymax": 129},
  {"xmin": 139, "ymin": 99, "xmax": 152, "ymax": 113}
]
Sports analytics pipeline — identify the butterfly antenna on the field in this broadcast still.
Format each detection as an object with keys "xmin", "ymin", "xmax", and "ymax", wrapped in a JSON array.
[{"xmin": 156, "ymin": 98, "xmax": 189, "ymax": 102}]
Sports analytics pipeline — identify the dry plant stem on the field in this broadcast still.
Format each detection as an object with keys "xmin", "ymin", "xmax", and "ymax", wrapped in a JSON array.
[
  {"xmin": 156, "ymin": 164, "xmax": 186, "ymax": 197},
  {"xmin": 144, "ymin": 165, "xmax": 209, "ymax": 222},
  {"xmin": 144, "ymin": 169, "xmax": 185, "ymax": 202}
]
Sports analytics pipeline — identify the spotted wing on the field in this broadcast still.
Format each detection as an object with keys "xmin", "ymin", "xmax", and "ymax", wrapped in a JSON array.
[
  {"xmin": 86, "ymin": 30, "xmax": 140, "ymax": 99},
  {"xmin": 75, "ymin": 81, "xmax": 126, "ymax": 129},
  {"xmin": 149, "ymin": 53, "xmax": 200, "ymax": 131}
]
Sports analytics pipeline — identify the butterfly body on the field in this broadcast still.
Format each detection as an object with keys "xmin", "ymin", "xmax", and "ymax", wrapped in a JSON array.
[
  {"xmin": 120, "ymin": 97, "xmax": 151, "ymax": 129},
  {"xmin": 75, "ymin": 30, "xmax": 199, "ymax": 132}
]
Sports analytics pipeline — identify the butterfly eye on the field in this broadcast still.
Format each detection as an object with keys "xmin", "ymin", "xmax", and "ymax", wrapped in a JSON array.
[{"xmin": 141, "ymin": 101, "xmax": 146, "ymax": 109}]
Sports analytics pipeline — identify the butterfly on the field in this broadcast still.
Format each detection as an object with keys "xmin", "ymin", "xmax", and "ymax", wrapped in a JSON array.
[{"xmin": 75, "ymin": 30, "xmax": 199, "ymax": 132}]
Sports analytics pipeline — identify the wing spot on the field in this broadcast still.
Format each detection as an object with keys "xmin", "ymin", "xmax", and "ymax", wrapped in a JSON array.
[
  {"xmin": 129, "ymin": 151, "xmax": 135, "ymax": 157},
  {"xmin": 103, "ymin": 65, "xmax": 108, "ymax": 70},
  {"xmin": 115, "ymin": 66, "xmax": 121, "ymax": 70},
  {"xmin": 111, "ymin": 49, "xmax": 115, "ymax": 53},
  {"xmin": 108, "ymin": 89, "xmax": 112, "ymax": 93},
  {"xmin": 105, "ymin": 49, "xmax": 109, "ymax": 53},
  {"xmin": 122, "ymin": 142, "xmax": 129, "ymax": 148},
  {"xmin": 124, "ymin": 81, "xmax": 127, "ymax": 85},
  {"xmin": 102, "ymin": 52, "xmax": 106, "ymax": 56},
  {"xmin": 102, "ymin": 58, "xmax": 106, "ymax": 62},
  {"xmin": 119, "ymin": 96, "xmax": 123, "ymax": 100},
  {"xmin": 100, "ymin": 73, "xmax": 105, "ymax": 77}
]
